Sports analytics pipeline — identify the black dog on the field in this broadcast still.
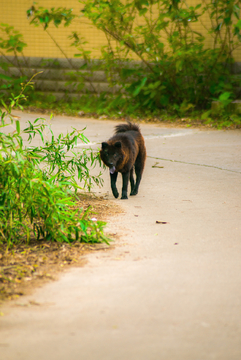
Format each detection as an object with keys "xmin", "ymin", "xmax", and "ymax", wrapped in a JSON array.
[{"xmin": 100, "ymin": 122, "xmax": 146, "ymax": 199}]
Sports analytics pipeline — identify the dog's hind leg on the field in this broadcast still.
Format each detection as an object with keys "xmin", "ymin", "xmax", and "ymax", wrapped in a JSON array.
[
  {"xmin": 129, "ymin": 167, "xmax": 135, "ymax": 195},
  {"xmin": 131, "ymin": 150, "xmax": 146, "ymax": 196},
  {"xmin": 130, "ymin": 166, "xmax": 141, "ymax": 195}
]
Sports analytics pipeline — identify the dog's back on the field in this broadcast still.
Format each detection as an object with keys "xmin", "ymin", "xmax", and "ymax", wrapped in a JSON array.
[
  {"xmin": 110, "ymin": 122, "xmax": 145, "ymax": 171},
  {"xmin": 114, "ymin": 122, "xmax": 140, "ymax": 134}
]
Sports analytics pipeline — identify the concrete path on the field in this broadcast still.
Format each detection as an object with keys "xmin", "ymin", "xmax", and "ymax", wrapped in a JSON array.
[{"xmin": 1, "ymin": 112, "xmax": 241, "ymax": 360}]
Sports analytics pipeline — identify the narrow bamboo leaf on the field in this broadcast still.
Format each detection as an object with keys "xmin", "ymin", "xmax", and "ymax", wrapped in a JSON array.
[{"xmin": 16, "ymin": 120, "xmax": 20, "ymax": 134}]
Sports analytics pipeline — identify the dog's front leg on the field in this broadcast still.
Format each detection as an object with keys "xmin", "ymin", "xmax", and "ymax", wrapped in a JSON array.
[
  {"xmin": 121, "ymin": 171, "xmax": 129, "ymax": 199},
  {"xmin": 110, "ymin": 172, "xmax": 119, "ymax": 198}
]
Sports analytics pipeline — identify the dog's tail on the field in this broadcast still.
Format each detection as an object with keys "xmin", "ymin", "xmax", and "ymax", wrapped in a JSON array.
[{"xmin": 115, "ymin": 122, "xmax": 140, "ymax": 134}]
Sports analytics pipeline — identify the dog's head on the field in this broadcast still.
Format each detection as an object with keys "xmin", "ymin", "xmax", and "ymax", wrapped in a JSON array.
[{"xmin": 100, "ymin": 141, "xmax": 123, "ymax": 174}]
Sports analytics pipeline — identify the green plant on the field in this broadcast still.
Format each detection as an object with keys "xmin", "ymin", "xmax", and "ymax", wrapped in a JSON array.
[
  {"xmin": 27, "ymin": 5, "xmax": 99, "ymax": 94},
  {"xmin": 201, "ymin": 91, "xmax": 241, "ymax": 128},
  {"xmin": 27, "ymin": 1, "xmax": 241, "ymax": 114},
  {"xmin": 67, "ymin": 31, "xmax": 98, "ymax": 93},
  {"xmin": 80, "ymin": 0, "xmax": 241, "ymax": 111},
  {"xmin": 0, "ymin": 82, "xmax": 108, "ymax": 247},
  {"xmin": 27, "ymin": 5, "xmax": 77, "ymax": 65},
  {"xmin": 0, "ymin": 23, "xmax": 28, "ymax": 97}
]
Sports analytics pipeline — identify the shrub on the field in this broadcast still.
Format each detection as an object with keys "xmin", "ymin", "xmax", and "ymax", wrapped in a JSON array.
[
  {"xmin": 26, "ymin": 0, "xmax": 241, "ymax": 116},
  {"xmin": 0, "ymin": 84, "xmax": 108, "ymax": 247},
  {"xmin": 81, "ymin": 0, "xmax": 241, "ymax": 111},
  {"xmin": 0, "ymin": 23, "xmax": 28, "ymax": 97}
]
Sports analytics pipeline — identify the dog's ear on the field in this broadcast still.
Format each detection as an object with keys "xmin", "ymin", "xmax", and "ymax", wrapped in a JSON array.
[
  {"xmin": 114, "ymin": 141, "xmax": 122, "ymax": 148},
  {"xmin": 101, "ymin": 142, "xmax": 108, "ymax": 149}
]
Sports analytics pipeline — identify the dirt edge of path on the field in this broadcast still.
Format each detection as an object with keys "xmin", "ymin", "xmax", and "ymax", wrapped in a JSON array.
[{"xmin": 0, "ymin": 194, "xmax": 123, "ymax": 306}]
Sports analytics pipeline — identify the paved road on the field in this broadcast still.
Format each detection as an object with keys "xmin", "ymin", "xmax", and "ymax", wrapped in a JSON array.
[{"xmin": 1, "ymin": 112, "xmax": 241, "ymax": 360}]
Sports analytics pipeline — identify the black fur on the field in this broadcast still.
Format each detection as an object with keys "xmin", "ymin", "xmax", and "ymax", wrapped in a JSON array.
[{"xmin": 100, "ymin": 122, "xmax": 146, "ymax": 199}]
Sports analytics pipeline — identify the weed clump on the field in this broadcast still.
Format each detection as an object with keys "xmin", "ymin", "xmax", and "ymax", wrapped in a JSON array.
[{"xmin": 0, "ymin": 82, "xmax": 108, "ymax": 247}]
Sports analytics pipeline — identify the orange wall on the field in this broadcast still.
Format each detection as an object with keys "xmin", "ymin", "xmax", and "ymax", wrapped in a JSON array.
[
  {"xmin": 0, "ymin": 0, "xmax": 107, "ymax": 58},
  {"xmin": 0, "ymin": 0, "xmax": 241, "ymax": 61}
]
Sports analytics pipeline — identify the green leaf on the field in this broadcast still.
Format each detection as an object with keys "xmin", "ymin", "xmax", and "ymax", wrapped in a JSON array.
[
  {"xmin": 235, "ymin": 19, "xmax": 241, "ymax": 30},
  {"xmin": 133, "ymin": 77, "xmax": 147, "ymax": 96},
  {"xmin": 54, "ymin": 19, "xmax": 61, "ymax": 27},
  {"xmin": 121, "ymin": 68, "xmax": 137, "ymax": 78},
  {"xmin": 0, "ymin": 73, "xmax": 12, "ymax": 81},
  {"xmin": 219, "ymin": 92, "xmax": 231, "ymax": 101},
  {"xmin": 175, "ymin": 59, "xmax": 183, "ymax": 72},
  {"xmin": 215, "ymin": 23, "xmax": 222, "ymax": 32},
  {"xmin": 201, "ymin": 110, "xmax": 210, "ymax": 120},
  {"xmin": 15, "ymin": 120, "xmax": 20, "ymax": 134},
  {"xmin": 160, "ymin": 95, "xmax": 169, "ymax": 106}
]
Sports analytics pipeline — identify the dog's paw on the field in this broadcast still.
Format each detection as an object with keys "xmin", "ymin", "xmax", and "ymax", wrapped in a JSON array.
[
  {"xmin": 121, "ymin": 192, "xmax": 128, "ymax": 199},
  {"xmin": 113, "ymin": 191, "xmax": 119, "ymax": 198}
]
